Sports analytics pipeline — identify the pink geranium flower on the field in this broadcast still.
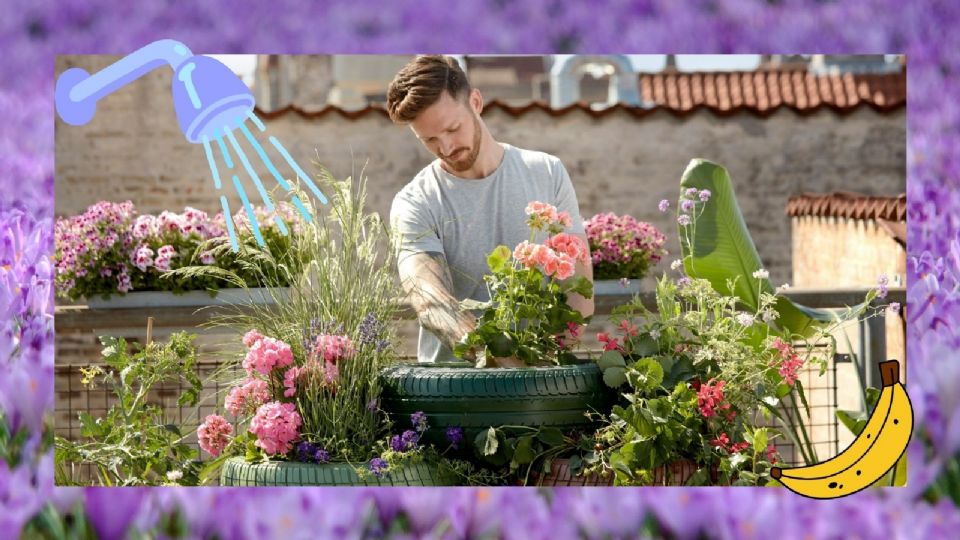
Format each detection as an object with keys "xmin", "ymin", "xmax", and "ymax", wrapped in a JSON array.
[
  {"xmin": 249, "ymin": 401, "xmax": 302, "ymax": 456},
  {"xmin": 197, "ymin": 414, "xmax": 233, "ymax": 457},
  {"xmin": 243, "ymin": 335, "xmax": 294, "ymax": 376},
  {"xmin": 224, "ymin": 377, "xmax": 270, "ymax": 416}
]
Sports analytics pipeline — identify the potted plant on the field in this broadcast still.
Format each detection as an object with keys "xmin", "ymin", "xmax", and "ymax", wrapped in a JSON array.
[
  {"xmin": 54, "ymin": 200, "xmax": 298, "ymax": 308},
  {"xmin": 174, "ymin": 171, "xmax": 455, "ymax": 486},
  {"xmin": 584, "ymin": 212, "xmax": 667, "ymax": 295},
  {"xmin": 380, "ymin": 201, "xmax": 615, "ymax": 453}
]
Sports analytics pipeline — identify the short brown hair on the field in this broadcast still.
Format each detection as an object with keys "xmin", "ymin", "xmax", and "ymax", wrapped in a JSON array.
[{"xmin": 387, "ymin": 55, "xmax": 471, "ymax": 124}]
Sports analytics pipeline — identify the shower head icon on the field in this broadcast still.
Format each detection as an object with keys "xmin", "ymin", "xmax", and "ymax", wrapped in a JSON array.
[
  {"xmin": 55, "ymin": 39, "xmax": 327, "ymax": 253},
  {"xmin": 55, "ymin": 39, "xmax": 255, "ymax": 143}
]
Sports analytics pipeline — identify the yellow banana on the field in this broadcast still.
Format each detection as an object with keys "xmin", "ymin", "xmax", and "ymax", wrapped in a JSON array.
[{"xmin": 771, "ymin": 360, "xmax": 912, "ymax": 499}]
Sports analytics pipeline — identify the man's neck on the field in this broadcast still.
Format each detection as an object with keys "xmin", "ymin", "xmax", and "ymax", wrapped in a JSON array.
[{"xmin": 440, "ymin": 134, "xmax": 505, "ymax": 180}]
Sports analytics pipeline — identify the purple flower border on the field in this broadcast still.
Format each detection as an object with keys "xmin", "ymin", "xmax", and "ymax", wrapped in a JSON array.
[{"xmin": 2, "ymin": 1, "xmax": 959, "ymax": 538}]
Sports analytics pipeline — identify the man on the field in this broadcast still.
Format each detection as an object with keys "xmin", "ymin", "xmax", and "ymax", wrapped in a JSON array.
[{"xmin": 387, "ymin": 55, "xmax": 593, "ymax": 365}]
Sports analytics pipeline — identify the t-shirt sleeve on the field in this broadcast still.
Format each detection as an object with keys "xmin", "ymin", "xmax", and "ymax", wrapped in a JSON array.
[
  {"xmin": 390, "ymin": 188, "xmax": 444, "ymax": 264},
  {"xmin": 553, "ymin": 159, "xmax": 586, "ymax": 235}
]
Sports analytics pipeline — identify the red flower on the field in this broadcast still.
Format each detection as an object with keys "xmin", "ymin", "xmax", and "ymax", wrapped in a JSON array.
[
  {"xmin": 597, "ymin": 332, "xmax": 622, "ymax": 352},
  {"xmin": 766, "ymin": 444, "xmax": 779, "ymax": 464},
  {"xmin": 710, "ymin": 432, "xmax": 730, "ymax": 449},
  {"xmin": 618, "ymin": 319, "xmax": 639, "ymax": 338}
]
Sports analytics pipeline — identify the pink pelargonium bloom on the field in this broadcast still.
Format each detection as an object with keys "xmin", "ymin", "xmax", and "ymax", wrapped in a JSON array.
[
  {"xmin": 242, "ymin": 329, "xmax": 264, "ymax": 348},
  {"xmin": 312, "ymin": 334, "xmax": 356, "ymax": 363},
  {"xmin": 554, "ymin": 255, "xmax": 576, "ymax": 280},
  {"xmin": 525, "ymin": 201, "xmax": 560, "ymax": 223},
  {"xmin": 224, "ymin": 377, "xmax": 270, "ymax": 416},
  {"xmin": 513, "ymin": 241, "xmax": 538, "ymax": 268},
  {"xmin": 243, "ymin": 335, "xmax": 294, "ymax": 376},
  {"xmin": 283, "ymin": 366, "xmax": 303, "ymax": 398},
  {"xmin": 197, "ymin": 414, "xmax": 234, "ymax": 457},
  {"xmin": 249, "ymin": 401, "xmax": 302, "ymax": 456},
  {"xmin": 546, "ymin": 233, "xmax": 588, "ymax": 263}
]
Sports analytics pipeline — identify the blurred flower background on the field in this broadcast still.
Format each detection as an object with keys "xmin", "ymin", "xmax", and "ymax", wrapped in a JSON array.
[{"xmin": 3, "ymin": 0, "xmax": 959, "ymax": 538}]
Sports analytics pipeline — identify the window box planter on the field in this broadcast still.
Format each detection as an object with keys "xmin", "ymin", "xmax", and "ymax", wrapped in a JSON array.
[{"xmin": 78, "ymin": 288, "xmax": 291, "ymax": 309}]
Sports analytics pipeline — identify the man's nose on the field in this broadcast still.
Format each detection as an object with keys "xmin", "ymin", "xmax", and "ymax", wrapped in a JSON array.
[{"xmin": 437, "ymin": 136, "xmax": 454, "ymax": 157}]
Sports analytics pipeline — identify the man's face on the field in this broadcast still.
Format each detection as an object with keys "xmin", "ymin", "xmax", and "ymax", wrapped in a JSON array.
[{"xmin": 409, "ymin": 91, "xmax": 482, "ymax": 172}]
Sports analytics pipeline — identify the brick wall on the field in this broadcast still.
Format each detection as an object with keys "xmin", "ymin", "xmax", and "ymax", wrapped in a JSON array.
[{"xmin": 56, "ymin": 55, "xmax": 906, "ymax": 288}]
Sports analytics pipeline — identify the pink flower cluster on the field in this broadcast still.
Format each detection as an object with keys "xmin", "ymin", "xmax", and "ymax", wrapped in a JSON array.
[
  {"xmin": 242, "ymin": 333, "xmax": 294, "ymax": 377},
  {"xmin": 525, "ymin": 201, "xmax": 572, "ymax": 233},
  {"xmin": 249, "ymin": 401, "xmax": 303, "ymax": 455},
  {"xmin": 584, "ymin": 212, "xmax": 667, "ymax": 280},
  {"xmin": 770, "ymin": 337, "xmax": 804, "ymax": 386},
  {"xmin": 710, "ymin": 432, "xmax": 749, "ymax": 453},
  {"xmin": 55, "ymin": 200, "xmax": 291, "ymax": 299},
  {"xmin": 697, "ymin": 379, "xmax": 735, "ymax": 421},
  {"xmin": 197, "ymin": 414, "xmax": 234, "ymax": 457},
  {"xmin": 224, "ymin": 377, "xmax": 271, "ymax": 416},
  {"xmin": 311, "ymin": 334, "xmax": 357, "ymax": 363},
  {"xmin": 283, "ymin": 361, "xmax": 339, "ymax": 397}
]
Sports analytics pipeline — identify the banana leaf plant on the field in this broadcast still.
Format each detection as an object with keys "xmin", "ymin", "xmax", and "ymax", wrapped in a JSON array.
[{"xmin": 677, "ymin": 159, "xmax": 836, "ymax": 338}]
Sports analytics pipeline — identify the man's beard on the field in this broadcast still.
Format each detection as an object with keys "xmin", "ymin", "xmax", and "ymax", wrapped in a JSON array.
[{"xmin": 441, "ymin": 114, "xmax": 482, "ymax": 172}]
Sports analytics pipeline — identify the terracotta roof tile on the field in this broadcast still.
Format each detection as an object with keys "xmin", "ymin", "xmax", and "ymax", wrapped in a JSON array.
[
  {"xmin": 257, "ymin": 69, "xmax": 905, "ymax": 121},
  {"xmin": 786, "ymin": 192, "xmax": 906, "ymax": 221},
  {"xmin": 638, "ymin": 71, "xmax": 904, "ymax": 115}
]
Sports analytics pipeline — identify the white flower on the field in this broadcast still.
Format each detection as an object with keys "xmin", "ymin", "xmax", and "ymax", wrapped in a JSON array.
[
  {"xmin": 166, "ymin": 470, "xmax": 183, "ymax": 482},
  {"xmin": 762, "ymin": 310, "xmax": 778, "ymax": 324},
  {"xmin": 752, "ymin": 269, "xmax": 769, "ymax": 280},
  {"xmin": 650, "ymin": 329, "xmax": 661, "ymax": 340},
  {"xmin": 776, "ymin": 283, "xmax": 791, "ymax": 293},
  {"xmin": 736, "ymin": 312, "xmax": 756, "ymax": 327},
  {"xmin": 671, "ymin": 259, "xmax": 683, "ymax": 271}
]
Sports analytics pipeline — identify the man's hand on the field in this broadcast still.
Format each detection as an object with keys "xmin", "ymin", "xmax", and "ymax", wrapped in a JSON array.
[
  {"xmin": 565, "ymin": 232, "xmax": 595, "ymax": 318},
  {"xmin": 398, "ymin": 251, "xmax": 478, "ymax": 355}
]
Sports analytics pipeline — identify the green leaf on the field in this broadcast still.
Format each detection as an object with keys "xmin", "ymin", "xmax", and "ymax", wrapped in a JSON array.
[
  {"xmin": 460, "ymin": 298, "xmax": 493, "ymax": 311},
  {"xmin": 487, "ymin": 245, "xmax": 512, "ymax": 273},
  {"xmin": 567, "ymin": 277, "xmax": 594, "ymax": 298},
  {"xmin": 865, "ymin": 387, "xmax": 882, "ymax": 409},
  {"xmin": 753, "ymin": 430, "xmax": 768, "ymax": 455},
  {"xmin": 486, "ymin": 332, "xmax": 518, "ymax": 358},
  {"xmin": 603, "ymin": 367, "xmax": 628, "ymax": 388},
  {"xmin": 513, "ymin": 436, "xmax": 535, "ymax": 465},
  {"xmin": 836, "ymin": 410, "xmax": 869, "ymax": 436},
  {"xmin": 630, "ymin": 358, "xmax": 664, "ymax": 393},
  {"xmin": 775, "ymin": 383, "xmax": 792, "ymax": 399},
  {"xmin": 631, "ymin": 335, "xmax": 659, "ymax": 357},
  {"xmin": 536, "ymin": 427, "xmax": 564, "ymax": 447},
  {"xmin": 597, "ymin": 350, "xmax": 627, "ymax": 371},
  {"xmin": 163, "ymin": 424, "xmax": 182, "ymax": 438},
  {"xmin": 679, "ymin": 159, "xmax": 833, "ymax": 337}
]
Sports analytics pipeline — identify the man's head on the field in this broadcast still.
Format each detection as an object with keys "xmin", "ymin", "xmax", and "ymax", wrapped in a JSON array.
[{"xmin": 387, "ymin": 55, "xmax": 484, "ymax": 173}]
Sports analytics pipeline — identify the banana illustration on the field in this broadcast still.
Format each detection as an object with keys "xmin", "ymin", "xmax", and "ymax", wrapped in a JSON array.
[{"xmin": 771, "ymin": 360, "xmax": 912, "ymax": 499}]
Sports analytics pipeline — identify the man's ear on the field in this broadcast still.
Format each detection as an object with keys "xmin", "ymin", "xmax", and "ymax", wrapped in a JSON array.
[{"xmin": 469, "ymin": 88, "xmax": 483, "ymax": 115}]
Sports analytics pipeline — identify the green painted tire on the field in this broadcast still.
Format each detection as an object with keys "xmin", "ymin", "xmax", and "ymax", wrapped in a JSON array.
[
  {"xmin": 379, "ymin": 362, "xmax": 614, "ymax": 445},
  {"xmin": 219, "ymin": 456, "xmax": 455, "ymax": 486}
]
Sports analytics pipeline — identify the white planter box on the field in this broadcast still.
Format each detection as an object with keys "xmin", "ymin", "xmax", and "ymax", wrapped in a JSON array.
[{"xmin": 83, "ymin": 288, "xmax": 290, "ymax": 309}]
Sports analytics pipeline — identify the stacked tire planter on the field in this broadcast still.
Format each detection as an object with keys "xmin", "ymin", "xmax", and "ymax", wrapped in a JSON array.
[
  {"xmin": 219, "ymin": 456, "xmax": 455, "ymax": 486},
  {"xmin": 379, "ymin": 361, "xmax": 616, "ymax": 485}
]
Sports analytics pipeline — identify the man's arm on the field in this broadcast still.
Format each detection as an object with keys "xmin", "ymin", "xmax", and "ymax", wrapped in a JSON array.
[
  {"xmin": 398, "ymin": 251, "xmax": 478, "ymax": 358},
  {"xmin": 566, "ymin": 232, "xmax": 595, "ymax": 318}
]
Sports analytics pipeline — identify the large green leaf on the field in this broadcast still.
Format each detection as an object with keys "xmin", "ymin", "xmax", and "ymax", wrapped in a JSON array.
[{"xmin": 678, "ymin": 159, "xmax": 833, "ymax": 337}]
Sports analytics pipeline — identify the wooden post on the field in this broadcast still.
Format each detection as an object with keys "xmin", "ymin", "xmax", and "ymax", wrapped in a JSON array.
[{"xmin": 146, "ymin": 316, "xmax": 154, "ymax": 346}]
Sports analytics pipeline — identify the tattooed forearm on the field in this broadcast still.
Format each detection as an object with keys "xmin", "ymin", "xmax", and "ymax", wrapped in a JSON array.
[{"xmin": 398, "ymin": 252, "xmax": 477, "ymax": 354}]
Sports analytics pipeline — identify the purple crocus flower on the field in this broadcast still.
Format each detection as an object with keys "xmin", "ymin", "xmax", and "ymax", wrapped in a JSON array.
[
  {"xmin": 368, "ymin": 458, "xmax": 388, "ymax": 478},
  {"xmin": 410, "ymin": 411, "xmax": 428, "ymax": 433},
  {"xmin": 446, "ymin": 426, "xmax": 464, "ymax": 450}
]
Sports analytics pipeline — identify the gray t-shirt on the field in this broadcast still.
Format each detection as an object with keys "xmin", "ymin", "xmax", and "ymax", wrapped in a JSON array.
[{"xmin": 390, "ymin": 143, "xmax": 585, "ymax": 363}]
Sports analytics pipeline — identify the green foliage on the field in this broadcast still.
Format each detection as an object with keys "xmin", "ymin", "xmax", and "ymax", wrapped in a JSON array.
[
  {"xmin": 471, "ymin": 425, "xmax": 590, "ymax": 486},
  {"xmin": 196, "ymin": 167, "xmax": 401, "ymax": 463},
  {"xmin": 55, "ymin": 332, "xmax": 204, "ymax": 486},
  {"xmin": 454, "ymin": 233, "xmax": 593, "ymax": 366}
]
